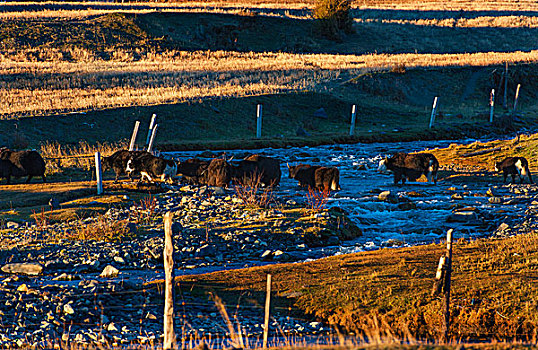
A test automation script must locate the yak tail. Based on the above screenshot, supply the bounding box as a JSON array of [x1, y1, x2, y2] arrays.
[[331, 178, 340, 191]]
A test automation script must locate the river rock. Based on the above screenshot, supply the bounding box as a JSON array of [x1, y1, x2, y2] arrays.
[[486, 188, 499, 197], [1, 263, 43, 276], [446, 211, 479, 224], [488, 197, 502, 204], [398, 202, 417, 210], [212, 187, 226, 195], [6, 221, 19, 229], [63, 304, 75, 315], [406, 191, 423, 197], [496, 222, 510, 232], [379, 191, 398, 203], [99, 265, 119, 278]]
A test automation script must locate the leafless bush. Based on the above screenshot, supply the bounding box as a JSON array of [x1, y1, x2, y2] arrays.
[[234, 172, 274, 208], [305, 187, 330, 213]]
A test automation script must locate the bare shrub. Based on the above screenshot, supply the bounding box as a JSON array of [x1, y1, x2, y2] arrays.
[[64, 216, 133, 242], [305, 187, 330, 213], [233, 172, 273, 208], [313, 0, 353, 40], [129, 195, 158, 225]]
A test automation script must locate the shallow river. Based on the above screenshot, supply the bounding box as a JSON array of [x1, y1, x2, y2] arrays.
[[169, 137, 529, 260]]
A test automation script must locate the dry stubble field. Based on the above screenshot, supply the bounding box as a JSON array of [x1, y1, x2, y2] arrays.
[[0, 1, 537, 348]]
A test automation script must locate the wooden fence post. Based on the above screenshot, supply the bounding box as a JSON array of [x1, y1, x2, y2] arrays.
[[163, 212, 176, 350], [349, 105, 357, 136], [147, 124, 159, 154], [429, 97, 438, 128], [145, 114, 157, 149], [256, 104, 263, 138], [489, 89, 495, 123], [95, 152, 103, 195], [513, 84, 521, 111], [129, 121, 140, 151], [503, 62, 508, 109], [442, 229, 454, 343], [263, 274, 272, 349]]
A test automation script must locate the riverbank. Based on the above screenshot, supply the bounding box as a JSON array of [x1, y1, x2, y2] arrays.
[[0, 135, 538, 347], [169, 228, 538, 342]]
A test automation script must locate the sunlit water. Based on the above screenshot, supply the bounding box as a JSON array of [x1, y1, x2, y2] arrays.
[[168, 137, 522, 258]]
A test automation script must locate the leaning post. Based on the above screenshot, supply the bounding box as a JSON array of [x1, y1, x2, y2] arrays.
[[442, 229, 454, 343], [147, 124, 159, 154], [129, 121, 141, 151], [489, 89, 495, 123], [256, 104, 263, 138], [95, 152, 103, 195], [349, 105, 357, 136], [429, 97, 438, 128], [263, 274, 272, 349], [513, 84, 521, 112], [503, 62, 508, 109], [163, 212, 177, 350], [145, 114, 157, 149]]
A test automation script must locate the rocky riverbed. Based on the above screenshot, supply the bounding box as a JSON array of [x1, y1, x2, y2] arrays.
[[2, 139, 538, 347], [0, 184, 359, 348]]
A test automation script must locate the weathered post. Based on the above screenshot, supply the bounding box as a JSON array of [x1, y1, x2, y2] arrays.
[[489, 89, 495, 123], [256, 104, 263, 138], [503, 62, 508, 109], [129, 121, 140, 151], [513, 84, 521, 111], [263, 274, 272, 349], [431, 255, 446, 297], [429, 97, 438, 128], [443, 229, 454, 343], [145, 114, 157, 149], [147, 124, 159, 154], [163, 212, 176, 350], [349, 105, 357, 136], [95, 152, 103, 195]]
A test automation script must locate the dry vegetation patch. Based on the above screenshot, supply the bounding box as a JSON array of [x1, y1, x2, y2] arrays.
[[427, 133, 538, 172], [173, 232, 538, 341]]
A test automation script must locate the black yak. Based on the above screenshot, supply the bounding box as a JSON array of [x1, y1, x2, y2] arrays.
[[205, 158, 232, 187], [495, 156, 533, 184], [232, 154, 281, 187], [288, 163, 340, 191], [0, 149, 46, 184], [125, 153, 177, 184], [102, 150, 149, 183], [378, 152, 439, 185], [176, 158, 210, 185]]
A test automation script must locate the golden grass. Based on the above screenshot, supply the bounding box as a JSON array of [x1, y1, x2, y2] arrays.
[[170, 231, 538, 341], [427, 133, 538, 172], [1, 1, 538, 21], [2, 49, 537, 118], [40, 140, 127, 174], [355, 16, 538, 28]]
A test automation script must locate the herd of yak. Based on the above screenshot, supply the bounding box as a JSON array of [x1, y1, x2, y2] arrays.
[[0, 148, 532, 188], [102, 150, 342, 191]]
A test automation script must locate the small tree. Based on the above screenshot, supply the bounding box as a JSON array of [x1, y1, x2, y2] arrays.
[[313, 0, 354, 40]]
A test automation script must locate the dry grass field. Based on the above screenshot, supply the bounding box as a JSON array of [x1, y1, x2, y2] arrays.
[[0, 0, 537, 149], [0, 2, 537, 347]]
